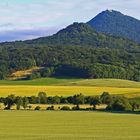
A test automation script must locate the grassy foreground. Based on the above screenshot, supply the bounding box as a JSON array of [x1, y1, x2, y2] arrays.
[[0, 111, 139, 140]]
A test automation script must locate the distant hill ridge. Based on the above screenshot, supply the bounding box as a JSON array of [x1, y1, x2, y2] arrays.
[[29, 22, 138, 49], [87, 9, 140, 43]]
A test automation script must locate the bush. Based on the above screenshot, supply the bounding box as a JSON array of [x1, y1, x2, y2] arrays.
[[35, 106, 41, 110], [85, 107, 93, 111], [61, 106, 71, 111], [27, 72, 41, 80], [28, 105, 32, 110], [106, 96, 132, 111], [46, 105, 55, 110], [4, 107, 10, 110], [100, 92, 112, 105], [72, 105, 80, 110], [41, 67, 55, 77], [130, 100, 140, 111]]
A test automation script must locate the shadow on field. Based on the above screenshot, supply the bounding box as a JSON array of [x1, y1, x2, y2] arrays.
[[14, 76, 81, 81], [95, 109, 140, 115]]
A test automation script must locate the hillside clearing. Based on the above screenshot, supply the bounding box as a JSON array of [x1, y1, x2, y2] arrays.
[[8, 67, 43, 80]]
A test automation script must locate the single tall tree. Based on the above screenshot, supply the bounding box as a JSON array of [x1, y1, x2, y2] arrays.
[[73, 93, 85, 109], [89, 96, 100, 110], [3, 94, 16, 110], [22, 97, 29, 110], [38, 92, 47, 104], [15, 96, 23, 110]]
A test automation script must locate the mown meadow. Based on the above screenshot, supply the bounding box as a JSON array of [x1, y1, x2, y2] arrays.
[[0, 111, 139, 140]]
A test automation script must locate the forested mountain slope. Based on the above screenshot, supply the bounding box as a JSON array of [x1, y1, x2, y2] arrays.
[[88, 10, 140, 43], [29, 23, 139, 49], [0, 21, 140, 81]]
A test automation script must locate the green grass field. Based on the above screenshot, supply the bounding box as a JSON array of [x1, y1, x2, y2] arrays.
[[0, 111, 139, 140], [1, 78, 140, 87], [0, 77, 80, 86], [0, 78, 140, 97]]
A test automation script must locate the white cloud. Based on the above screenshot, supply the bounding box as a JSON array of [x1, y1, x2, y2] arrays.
[[0, 26, 60, 42]]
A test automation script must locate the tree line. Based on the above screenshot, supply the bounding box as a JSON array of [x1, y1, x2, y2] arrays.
[[0, 92, 140, 112]]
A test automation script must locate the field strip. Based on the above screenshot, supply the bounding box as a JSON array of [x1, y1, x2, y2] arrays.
[[0, 85, 140, 97], [0, 111, 140, 140]]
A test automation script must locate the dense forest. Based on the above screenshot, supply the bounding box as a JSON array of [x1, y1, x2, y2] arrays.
[[0, 23, 140, 81]]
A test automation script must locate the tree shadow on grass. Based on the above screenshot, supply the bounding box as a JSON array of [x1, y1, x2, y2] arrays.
[[95, 109, 140, 115]]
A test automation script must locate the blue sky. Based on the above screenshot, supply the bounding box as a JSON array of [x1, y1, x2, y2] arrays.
[[0, 0, 140, 42]]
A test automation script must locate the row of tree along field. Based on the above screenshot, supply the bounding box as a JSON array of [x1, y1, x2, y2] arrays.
[[0, 92, 140, 112]]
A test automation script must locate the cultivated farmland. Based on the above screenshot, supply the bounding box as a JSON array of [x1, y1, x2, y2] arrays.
[[0, 111, 139, 140], [0, 78, 140, 97], [0, 85, 140, 97]]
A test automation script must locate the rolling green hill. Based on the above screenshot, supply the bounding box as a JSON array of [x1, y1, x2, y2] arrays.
[[0, 78, 139, 88], [61, 78, 140, 88], [0, 77, 80, 86]]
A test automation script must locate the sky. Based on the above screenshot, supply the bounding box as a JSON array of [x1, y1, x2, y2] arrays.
[[0, 0, 140, 42]]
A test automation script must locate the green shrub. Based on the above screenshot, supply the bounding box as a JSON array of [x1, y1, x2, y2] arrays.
[[72, 105, 80, 110], [106, 96, 132, 111], [46, 106, 54, 110], [61, 106, 71, 111], [35, 106, 41, 110], [27, 72, 41, 80]]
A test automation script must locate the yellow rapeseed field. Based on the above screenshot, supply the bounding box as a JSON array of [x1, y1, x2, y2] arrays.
[[0, 85, 140, 97]]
